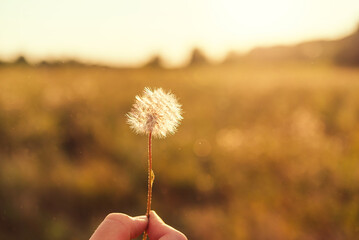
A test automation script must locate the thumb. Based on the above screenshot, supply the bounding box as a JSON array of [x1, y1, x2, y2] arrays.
[[90, 213, 148, 240], [147, 211, 187, 240]]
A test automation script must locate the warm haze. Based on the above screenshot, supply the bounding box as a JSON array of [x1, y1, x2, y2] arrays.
[[2, 1, 359, 240], [0, 0, 358, 67]]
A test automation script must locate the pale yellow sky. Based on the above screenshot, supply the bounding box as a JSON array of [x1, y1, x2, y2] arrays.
[[0, 0, 358, 67]]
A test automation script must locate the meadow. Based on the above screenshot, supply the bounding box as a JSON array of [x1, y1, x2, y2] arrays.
[[0, 62, 359, 240]]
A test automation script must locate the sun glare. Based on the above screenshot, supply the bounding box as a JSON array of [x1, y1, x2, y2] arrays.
[[0, 0, 358, 66]]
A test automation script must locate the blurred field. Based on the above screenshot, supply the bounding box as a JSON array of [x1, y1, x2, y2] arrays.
[[1, 62, 359, 240]]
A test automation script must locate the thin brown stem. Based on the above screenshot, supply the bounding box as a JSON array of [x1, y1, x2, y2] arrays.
[[143, 132, 152, 240]]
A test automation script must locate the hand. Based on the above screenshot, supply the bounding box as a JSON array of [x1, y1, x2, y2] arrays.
[[90, 211, 187, 240]]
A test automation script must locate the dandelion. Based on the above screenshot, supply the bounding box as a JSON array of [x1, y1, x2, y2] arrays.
[[127, 87, 182, 138], [127, 87, 182, 240]]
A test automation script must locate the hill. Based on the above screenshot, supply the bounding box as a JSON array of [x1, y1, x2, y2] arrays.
[[224, 25, 359, 66]]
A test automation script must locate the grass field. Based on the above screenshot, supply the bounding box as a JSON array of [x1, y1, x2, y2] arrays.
[[1, 62, 359, 240]]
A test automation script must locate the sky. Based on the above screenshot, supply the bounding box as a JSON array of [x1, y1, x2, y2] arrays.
[[0, 0, 359, 67]]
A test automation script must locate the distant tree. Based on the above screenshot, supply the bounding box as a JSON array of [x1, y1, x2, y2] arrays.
[[13, 56, 29, 65], [36, 59, 86, 67], [143, 55, 163, 68], [36, 60, 50, 67], [188, 48, 209, 66], [64, 59, 84, 66]]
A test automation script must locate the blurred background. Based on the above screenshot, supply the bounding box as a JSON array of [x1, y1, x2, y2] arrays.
[[1, 1, 359, 239]]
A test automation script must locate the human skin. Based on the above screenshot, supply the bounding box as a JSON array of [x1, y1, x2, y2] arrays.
[[90, 211, 187, 240]]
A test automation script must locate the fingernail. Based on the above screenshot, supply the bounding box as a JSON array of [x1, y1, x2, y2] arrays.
[[134, 215, 148, 221]]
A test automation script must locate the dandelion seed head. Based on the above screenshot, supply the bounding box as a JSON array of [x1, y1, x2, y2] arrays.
[[127, 88, 183, 138]]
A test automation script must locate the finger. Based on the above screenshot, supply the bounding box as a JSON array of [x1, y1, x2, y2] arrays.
[[90, 213, 148, 240], [147, 211, 187, 240]]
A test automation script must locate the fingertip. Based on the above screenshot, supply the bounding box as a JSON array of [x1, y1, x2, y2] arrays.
[[90, 213, 148, 240], [130, 215, 148, 238], [149, 210, 164, 224], [148, 212, 187, 240], [106, 213, 131, 222], [133, 215, 148, 231]]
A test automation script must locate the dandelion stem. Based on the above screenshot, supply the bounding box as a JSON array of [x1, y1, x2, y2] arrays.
[[147, 131, 153, 217], [143, 131, 153, 240]]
